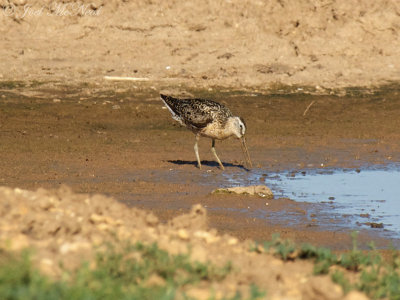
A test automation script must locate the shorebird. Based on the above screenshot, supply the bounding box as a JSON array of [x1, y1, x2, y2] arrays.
[[160, 94, 252, 170]]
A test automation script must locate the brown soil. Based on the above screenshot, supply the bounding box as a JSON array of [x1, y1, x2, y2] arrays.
[[1, 1, 400, 298], [0, 185, 364, 300], [1, 0, 400, 90], [0, 84, 398, 298], [1, 84, 399, 250]]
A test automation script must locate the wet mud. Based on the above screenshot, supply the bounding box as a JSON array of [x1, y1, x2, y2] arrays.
[[1, 83, 400, 250]]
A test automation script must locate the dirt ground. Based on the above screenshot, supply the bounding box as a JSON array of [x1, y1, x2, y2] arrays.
[[1, 85, 399, 299], [1, 84, 400, 249], [1, 0, 400, 90], [1, 186, 370, 300], [1, 0, 400, 298]]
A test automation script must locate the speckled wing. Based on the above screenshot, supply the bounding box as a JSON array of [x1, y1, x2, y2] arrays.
[[160, 95, 232, 131], [181, 98, 232, 129], [160, 94, 186, 126]]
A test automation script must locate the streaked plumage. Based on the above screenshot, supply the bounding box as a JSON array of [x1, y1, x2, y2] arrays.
[[160, 94, 252, 170]]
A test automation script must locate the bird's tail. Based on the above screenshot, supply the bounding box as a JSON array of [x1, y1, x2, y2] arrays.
[[160, 94, 180, 112], [160, 94, 177, 105], [160, 94, 182, 122]]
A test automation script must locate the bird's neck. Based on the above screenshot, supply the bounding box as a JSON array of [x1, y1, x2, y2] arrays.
[[225, 117, 240, 138]]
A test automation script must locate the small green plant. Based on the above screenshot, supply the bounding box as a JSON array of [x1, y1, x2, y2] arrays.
[[331, 270, 352, 294], [298, 243, 337, 274], [262, 234, 296, 261], [248, 284, 266, 300], [93, 242, 232, 286], [355, 249, 400, 299], [0, 81, 26, 89], [0, 249, 66, 300], [218, 285, 265, 300]]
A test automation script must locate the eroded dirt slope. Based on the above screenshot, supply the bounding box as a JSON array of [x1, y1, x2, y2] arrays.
[[0, 185, 363, 300]]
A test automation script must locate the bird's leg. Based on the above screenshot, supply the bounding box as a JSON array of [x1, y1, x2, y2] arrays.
[[194, 134, 202, 169], [211, 139, 225, 170]]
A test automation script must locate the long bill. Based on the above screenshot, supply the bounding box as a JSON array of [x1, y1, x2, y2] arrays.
[[240, 136, 253, 169]]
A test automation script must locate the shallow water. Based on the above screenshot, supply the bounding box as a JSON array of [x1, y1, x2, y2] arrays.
[[226, 164, 400, 238], [128, 164, 400, 240]]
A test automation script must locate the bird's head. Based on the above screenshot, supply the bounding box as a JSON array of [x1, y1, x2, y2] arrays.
[[232, 116, 247, 138], [231, 116, 252, 169]]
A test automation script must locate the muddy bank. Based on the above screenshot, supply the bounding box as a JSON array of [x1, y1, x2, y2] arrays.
[[1, 84, 400, 249]]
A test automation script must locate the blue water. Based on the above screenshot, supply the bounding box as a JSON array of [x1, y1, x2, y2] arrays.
[[126, 164, 400, 239], [245, 166, 400, 237]]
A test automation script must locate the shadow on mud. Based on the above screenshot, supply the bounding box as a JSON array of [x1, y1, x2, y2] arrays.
[[167, 159, 249, 171]]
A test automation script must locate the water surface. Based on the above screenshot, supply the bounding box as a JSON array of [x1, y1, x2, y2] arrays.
[[237, 165, 400, 238]]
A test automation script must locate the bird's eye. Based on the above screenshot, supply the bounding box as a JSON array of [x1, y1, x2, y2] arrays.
[[239, 124, 244, 134]]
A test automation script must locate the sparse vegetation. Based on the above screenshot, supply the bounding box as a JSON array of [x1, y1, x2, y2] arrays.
[[0, 243, 264, 300], [253, 232, 400, 299], [0, 81, 26, 89], [1, 230, 400, 299]]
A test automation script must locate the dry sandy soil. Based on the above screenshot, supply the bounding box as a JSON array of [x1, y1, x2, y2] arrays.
[[1, 0, 400, 90], [1, 0, 400, 299]]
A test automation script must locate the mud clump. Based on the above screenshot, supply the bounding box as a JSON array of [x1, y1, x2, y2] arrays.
[[366, 222, 384, 229], [0, 185, 349, 299], [213, 185, 274, 199]]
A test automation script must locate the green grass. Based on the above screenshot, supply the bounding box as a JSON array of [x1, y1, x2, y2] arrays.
[[252, 232, 400, 299], [0, 243, 264, 300], [0, 81, 26, 89]]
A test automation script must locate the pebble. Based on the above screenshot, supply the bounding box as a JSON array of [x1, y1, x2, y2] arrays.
[[227, 237, 238, 245], [194, 230, 219, 244], [145, 214, 158, 226], [12, 0, 27, 5], [97, 223, 111, 231], [178, 229, 189, 240], [39, 258, 55, 276], [343, 291, 369, 300], [145, 274, 166, 287], [89, 213, 104, 224], [61, 241, 91, 255], [186, 287, 210, 300], [38, 197, 56, 210]]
